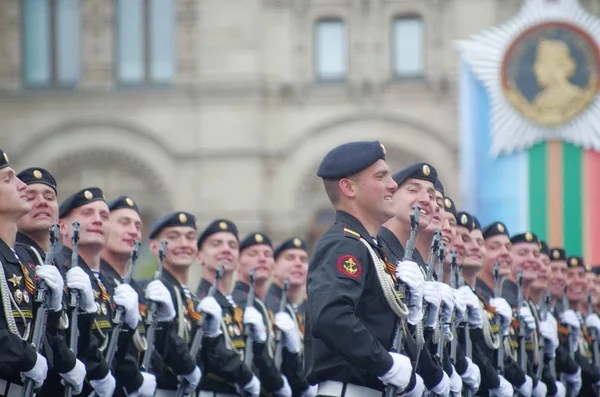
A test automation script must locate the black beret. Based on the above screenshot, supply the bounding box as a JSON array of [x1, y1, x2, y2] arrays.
[[392, 162, 438, 188], [456, 211, 474, 232], [59, 187, 106, 219], [197, 219, 239, 249], [443, 197, 457, 217], [0, 149, 9, 170], [434, 179, 445, 196], [239, 232, 272, 252], [592, 266, 600, 276], [568, 256, 584, 269], [472, 216, 481, 231], [539, 241, 550, 257], [510, 232, 540, 246], [274, 237, 307, 259], [149, 211, 196, 239], [108, 195, 139, 214], [482, 221, 509, 240], [550, 247, 567, 262], [17, 167, 57, 193], [317, 141, 386, 179]]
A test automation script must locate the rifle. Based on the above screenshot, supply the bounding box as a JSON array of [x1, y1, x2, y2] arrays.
[[243, 267, 257, 367], [435, 242, 447, 365], [174, 265, 224, 397], [22, 224, 59, 397], [535, 291, 551, 381], [458, 264, 473, 397], [562, 286, 574, 397], [449, 251, 458, 365], [383, 205, 420, 397], [105, 241, 141, 368], [516, 270, 526, 372], [587, 292, 600, 397], [493, 262, 505, 376], [64, 222, 81, 397], [274, 277, 290, 371], [140, 240, 167, 372]]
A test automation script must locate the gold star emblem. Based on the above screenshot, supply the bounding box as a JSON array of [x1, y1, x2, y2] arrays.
[[84, 190, 93, 200], [8, 274, 22, 288], [570, 257, 578, 267], [460, 214, 468, 225], [223, 314, 232, 323], [179, 213, 187, 223], [497, 223, 505, 233], [380, 143, 386, 155], [255, 233, 264, 243], [33, 170, 42, 179], [293, 237, 302, 247], [423, 164, 431, 176], [3, 152, 8, 163], [553, 250, 560, 260], [219, 221, 228, 230], [586, 264, 592, 272], [125, 197, 134, 207], [444, 198, 451, 208], [525, 232, 533, 242]]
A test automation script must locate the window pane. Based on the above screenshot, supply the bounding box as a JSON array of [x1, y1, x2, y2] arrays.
[[393, 17, 424, 78], [315, 20, 347, 81], [117, 0, 145, 83], [56, 0, 80, 84], [149, 0, 175, 83], [23, 0, 51, 86]]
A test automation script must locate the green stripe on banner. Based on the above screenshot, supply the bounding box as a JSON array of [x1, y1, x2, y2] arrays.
[[563, 143, 582, 255], [529, 143, 547, 240]]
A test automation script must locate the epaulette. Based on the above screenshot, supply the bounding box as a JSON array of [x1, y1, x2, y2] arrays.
[[342, 223, 360, 241]]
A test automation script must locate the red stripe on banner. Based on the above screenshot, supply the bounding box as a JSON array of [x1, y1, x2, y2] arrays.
[[584, 150, 600, 265]]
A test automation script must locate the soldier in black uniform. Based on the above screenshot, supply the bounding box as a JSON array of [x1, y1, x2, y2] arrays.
[[56, 187, 143, 397], [305, 141, 424, 397], [232, 232, 293, 396], [194, 218, 260, 396], [378, 163, 451, 395], [0, 149, 85, 396], [12, 165, 88, 396], [266, 237, 315, 397]]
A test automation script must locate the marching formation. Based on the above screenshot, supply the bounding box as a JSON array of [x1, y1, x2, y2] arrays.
[[2, 138, 600, 397], [304, 141, 600, 397]]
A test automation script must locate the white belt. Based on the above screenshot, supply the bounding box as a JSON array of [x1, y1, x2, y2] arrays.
[[0, 380, 23, 397], [198, 391, 239, 397], [317, 381, 382, 397]]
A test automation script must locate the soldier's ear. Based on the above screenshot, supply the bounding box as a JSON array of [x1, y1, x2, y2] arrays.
[[338, 178, 357, 199], [196, 251, 203, 264], [149, 239, 159, 257]]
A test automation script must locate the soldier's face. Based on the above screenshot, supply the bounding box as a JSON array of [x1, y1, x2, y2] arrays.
[[464, 229, 485, 270], [393, 179, 435, 231], [153, 226, 197, 268], [274, 248, 308, 288], [566, 267, 586, 302], [531, 253, 550, 291], [510, 242, 540, 283], [548, 260, 568, 299], [238, 244, 274, 283], [17, 183, 58, 233], [197, 232, 239, 274], [60, 201, 110, 250], [345, 160, 397, 224], [105, 209, 142, 257], [483, 235, 512, 278], [441, 212, 456, 265], [453, 225, 470, 264], [0, 167, 30, 220], [424, 190, 444, 233]]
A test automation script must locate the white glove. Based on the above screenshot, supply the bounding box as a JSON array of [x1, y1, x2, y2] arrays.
[[378, 352, 413, 391], [126, 372, 157, 397], [113, 284, 141, 329], [490, 297, 513, 335], [564, 367, 582, 396], [275, 375, 292, 397], [89, 372, 116, 397], [458, 286, 483, 328], [585, 313, 600, 334], [36, 265, 64, 311], [237, 375, 261, 397], [423, 282, 442, 327], [144, 280, 176, 322], [532, 381, 548, 397], [177, 366, 201, 393], [301, 385, 318, 397], [66, 267, 97, 313], [553, 380, 566, 397], [452, 291, 466, 324], [244, 306, 267, 343], [22, 353, 48, 389], [396, 260, 425, 325], [539, 314, 559, 358], [516, 375, 533, 397], [59, 359, 86, 395], [461, 357, 481, 393], [275, 312, 301, 353], [429, 371, 450, 397], [489, 375, 514, 397], [559, 310, 581, 348], [405, 374, 425, 397], [197, 296, 222, 337], [449, 366, 463, 395], [518, 306, 536, 336], [439, 283, 455, 325]]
